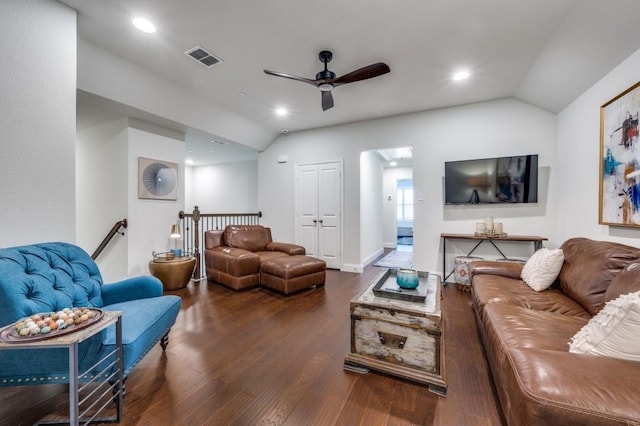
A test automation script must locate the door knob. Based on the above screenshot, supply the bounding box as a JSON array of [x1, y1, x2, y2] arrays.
[[319, 219, 323, 224], [313, 219, 317, 223]]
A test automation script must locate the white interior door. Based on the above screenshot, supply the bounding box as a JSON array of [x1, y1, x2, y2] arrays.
[[296, 164, 319, 257], [295, 161, 342, 269]]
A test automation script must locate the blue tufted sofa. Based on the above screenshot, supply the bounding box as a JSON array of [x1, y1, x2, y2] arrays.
[[0, 242, 181, 386]]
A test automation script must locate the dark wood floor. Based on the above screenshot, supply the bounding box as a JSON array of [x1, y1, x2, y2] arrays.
[[0, 255, 503, 425]]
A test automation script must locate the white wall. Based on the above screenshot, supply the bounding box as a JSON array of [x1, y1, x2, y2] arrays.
[[557, 47, 640, 245], [0, 0, 77, 247], [186, 160, 258, 213], [127, 126, 186, 277], [76, 119, 129, 281], [258, 98, 557, 274], [77, 39, 276, 152], [76, 119, 185, 281], [360, 151, 384, 267], [383, 167, 413, 247]]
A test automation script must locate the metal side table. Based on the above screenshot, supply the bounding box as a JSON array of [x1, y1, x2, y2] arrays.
[[0, 311, 123, 425]]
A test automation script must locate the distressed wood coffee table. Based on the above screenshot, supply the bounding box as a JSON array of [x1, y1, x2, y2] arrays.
[[344, 270, 446, 396]]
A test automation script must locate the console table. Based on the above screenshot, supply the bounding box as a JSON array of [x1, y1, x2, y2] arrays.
[[441, 233, 548, 283]]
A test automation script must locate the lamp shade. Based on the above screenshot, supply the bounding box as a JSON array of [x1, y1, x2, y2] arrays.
[[170, 224, 181, 238]]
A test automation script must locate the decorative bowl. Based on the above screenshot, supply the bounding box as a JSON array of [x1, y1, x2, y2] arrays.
[[396, 269, 419, 289]]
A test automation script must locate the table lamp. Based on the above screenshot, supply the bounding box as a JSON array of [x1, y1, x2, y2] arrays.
[[170, 223, 181, 257]]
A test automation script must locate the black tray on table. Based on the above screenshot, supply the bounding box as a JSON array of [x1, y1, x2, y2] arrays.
[[372, 269, 430, 303]]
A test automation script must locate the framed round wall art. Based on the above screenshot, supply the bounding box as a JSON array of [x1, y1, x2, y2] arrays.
[[138, 157, 179, 200]]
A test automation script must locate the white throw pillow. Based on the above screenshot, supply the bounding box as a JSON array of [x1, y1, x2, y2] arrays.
[[520, 248, 564, 291], [569, 290, 640, 361]]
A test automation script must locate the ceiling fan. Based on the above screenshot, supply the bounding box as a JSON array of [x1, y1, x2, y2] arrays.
[[264, 50, 390, 111]]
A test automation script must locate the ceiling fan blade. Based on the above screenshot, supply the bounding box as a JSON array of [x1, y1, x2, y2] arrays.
[[321, 90, 334, 111], [331, 63, 390, 86], [263, 69, 319, 87]]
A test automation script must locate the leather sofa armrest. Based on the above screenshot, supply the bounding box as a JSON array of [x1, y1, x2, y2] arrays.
[[102, 276, 163, 305], [265, 242, 306, 255], [205, 246, 261, 276], [469, 260, 523, 280]]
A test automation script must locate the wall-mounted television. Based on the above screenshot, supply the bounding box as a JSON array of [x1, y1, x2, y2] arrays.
[[444, 155, 538, 205]]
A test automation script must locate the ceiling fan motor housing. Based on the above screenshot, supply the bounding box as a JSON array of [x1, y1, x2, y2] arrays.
[[317, 50, 335, 81], [316, 70, 336, 81]]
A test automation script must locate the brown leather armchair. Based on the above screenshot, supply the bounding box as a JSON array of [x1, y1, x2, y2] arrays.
[[204, 225, 305, 290]]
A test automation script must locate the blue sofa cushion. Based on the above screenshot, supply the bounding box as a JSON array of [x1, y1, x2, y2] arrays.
[[102, 296, 181, 375], [0, 243, 103, 327]]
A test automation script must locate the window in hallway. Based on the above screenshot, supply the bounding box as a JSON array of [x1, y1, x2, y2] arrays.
[[397, 178, 413, 247]]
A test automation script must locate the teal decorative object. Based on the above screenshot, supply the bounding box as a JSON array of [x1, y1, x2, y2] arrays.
[[396, 269, 419, 289]]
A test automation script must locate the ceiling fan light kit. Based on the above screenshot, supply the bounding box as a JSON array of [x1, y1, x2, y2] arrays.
[[264, 50, 390, 111]]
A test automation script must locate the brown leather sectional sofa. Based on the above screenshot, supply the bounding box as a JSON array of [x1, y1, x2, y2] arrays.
[[204, 225, 325, 294], [469, 237, 640, 425]]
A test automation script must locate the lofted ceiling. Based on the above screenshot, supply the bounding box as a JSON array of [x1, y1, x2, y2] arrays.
[[60, 0, 640, 163]]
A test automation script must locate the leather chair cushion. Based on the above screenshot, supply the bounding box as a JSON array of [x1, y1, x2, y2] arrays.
[[261, 255, 326, 279], [603, 262, 640, 305], [256, 251, 289, 263], [206, 247, 261, 276], [472, 274, 591, 322], [224, 225, 272, 252], [559, 238, 640, 315], [205, 230, 224, 249], [482, 303, 640, 424]]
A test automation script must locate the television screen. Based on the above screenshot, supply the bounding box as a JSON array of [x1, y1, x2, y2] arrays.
[[444, 155, 538, 204]]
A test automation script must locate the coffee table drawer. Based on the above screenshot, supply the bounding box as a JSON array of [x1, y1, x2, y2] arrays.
[[352, 312, 439, 373]]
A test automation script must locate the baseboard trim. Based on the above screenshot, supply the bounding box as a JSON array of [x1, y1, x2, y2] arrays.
[[362, 248, 384, 267], [341, 263, 363, 273]]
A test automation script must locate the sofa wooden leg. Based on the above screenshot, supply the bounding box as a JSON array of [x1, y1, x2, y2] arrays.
[[160, 332, 170, 350]]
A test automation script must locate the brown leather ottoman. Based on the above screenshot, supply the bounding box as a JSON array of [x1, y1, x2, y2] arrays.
[[261, 255, 326, 295]]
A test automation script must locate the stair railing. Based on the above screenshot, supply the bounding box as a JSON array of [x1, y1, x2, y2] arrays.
[[92, 219, 128, 260]]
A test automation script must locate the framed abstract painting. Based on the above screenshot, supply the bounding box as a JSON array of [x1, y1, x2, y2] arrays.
[[138, 157, 179, 200], [599, 82, 640, 227]]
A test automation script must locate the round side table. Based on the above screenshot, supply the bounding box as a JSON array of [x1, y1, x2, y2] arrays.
[[148, 256, 196, 291]]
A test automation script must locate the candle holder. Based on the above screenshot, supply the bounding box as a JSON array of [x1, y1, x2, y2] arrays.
[[474, 220, 507, 237]]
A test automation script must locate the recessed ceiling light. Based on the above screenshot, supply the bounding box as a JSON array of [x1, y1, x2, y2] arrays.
[[239, 92, 247, 97], [132, 17, 156, 33], [389, 161, 398, 167], [452, 70, 470, 81], [275, 108, 288, 116], [186, 159, 194, 165]]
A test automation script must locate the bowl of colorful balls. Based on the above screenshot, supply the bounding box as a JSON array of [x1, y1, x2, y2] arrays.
[[0, 307, 103, 343]]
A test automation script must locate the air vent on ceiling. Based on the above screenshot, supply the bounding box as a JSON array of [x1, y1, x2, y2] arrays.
[[184, 46, 223, 68]]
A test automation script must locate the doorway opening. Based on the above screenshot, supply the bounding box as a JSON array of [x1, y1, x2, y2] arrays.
[[360, 147, 413, 270], [374, 146, 413, 252], [396, 178, 413, 252]]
